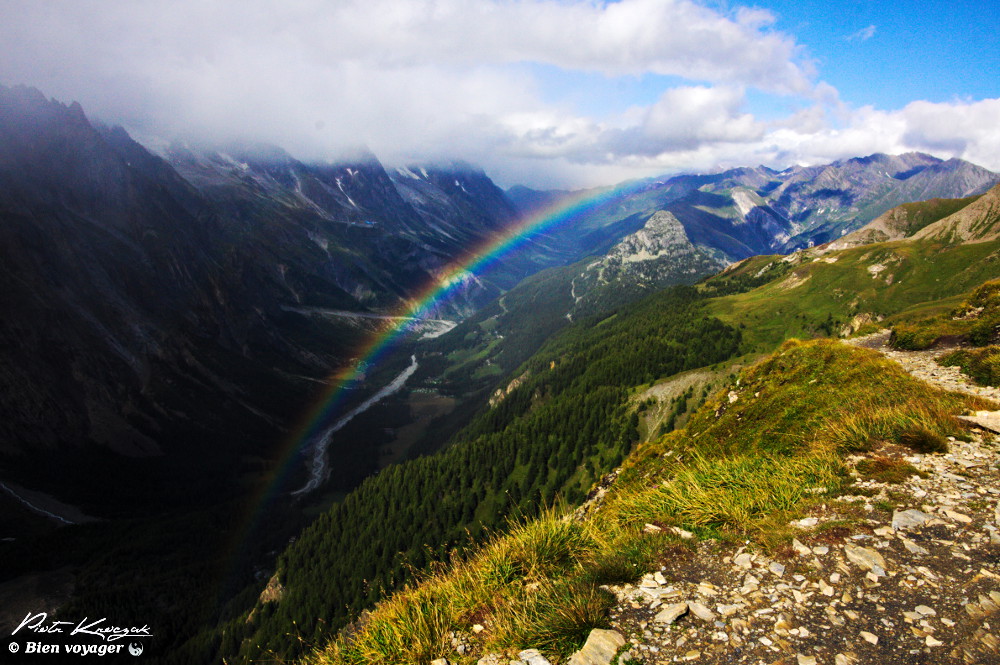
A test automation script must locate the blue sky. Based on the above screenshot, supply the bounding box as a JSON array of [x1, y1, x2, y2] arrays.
[[757, 1, 999, 108], [0, 0, 997, 187]]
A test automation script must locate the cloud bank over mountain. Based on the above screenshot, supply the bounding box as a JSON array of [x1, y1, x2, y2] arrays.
[[1, 0, 996, 187]]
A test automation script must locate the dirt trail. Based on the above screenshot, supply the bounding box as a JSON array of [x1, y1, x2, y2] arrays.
[[846, 330, 1000, 403]]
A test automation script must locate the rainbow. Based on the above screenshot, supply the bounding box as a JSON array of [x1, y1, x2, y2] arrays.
[[228, 178, 645, 562]]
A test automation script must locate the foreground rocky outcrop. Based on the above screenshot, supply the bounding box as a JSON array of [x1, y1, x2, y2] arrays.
[[602, 426, 1000, 664]]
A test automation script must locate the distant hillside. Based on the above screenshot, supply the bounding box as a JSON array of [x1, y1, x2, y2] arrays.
[[913, 182, 1000, 244], [505, 184, 576, 216]]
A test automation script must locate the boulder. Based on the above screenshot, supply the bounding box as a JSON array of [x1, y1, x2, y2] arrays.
[[567, 628, 627, 665]]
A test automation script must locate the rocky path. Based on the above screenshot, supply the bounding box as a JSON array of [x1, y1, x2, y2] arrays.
[[602, 429, 1000, 664], [845, 330, 1000, 403]]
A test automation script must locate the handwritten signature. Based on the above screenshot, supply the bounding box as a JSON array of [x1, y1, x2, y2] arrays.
[[12, 613, 153, 642]]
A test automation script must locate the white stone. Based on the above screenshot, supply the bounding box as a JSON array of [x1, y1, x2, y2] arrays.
[[567, 629, 627, 665], [518, 650, 552, 665], [670, 526, 695, 539], [944, 509, 973, 524], [891, 509, 934, 530], [654, 603, 689, 625], [860, 631, 879, 645], [717, 603, 746, 617], [689, 601, 717, 622], [845, 543, 887, 575], [793, 539, 811, 556]]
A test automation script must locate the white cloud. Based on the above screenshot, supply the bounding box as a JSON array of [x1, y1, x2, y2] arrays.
[[0, 1, 994, 189], [846, 25, 877, 42], [0, 1, 812, 160]]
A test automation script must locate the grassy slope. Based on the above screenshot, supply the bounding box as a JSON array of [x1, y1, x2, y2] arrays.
[[706, 238, 1000, 352], [224, 287, 742, 662], [307, 340, 992, 665]]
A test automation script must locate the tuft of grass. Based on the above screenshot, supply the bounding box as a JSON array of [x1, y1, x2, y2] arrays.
[[890, 278, 1000, 350], [890, 319, 966, 350], [898, 426, 949, 454], [682, 339, 981, 456], [311, 510, 636, 665], [855, 457, 928, 483], [489, 578, 614, 656], [825, 405, 955, 453], [939, 346, 1000, 387], [604, 451, 843, 533]]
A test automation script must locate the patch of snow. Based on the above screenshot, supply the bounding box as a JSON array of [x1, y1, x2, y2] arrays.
[[420, 167, 429, 178], [395, 166, 420, 179], [219, 152, 250, 171], [427, 221, 458, 241]]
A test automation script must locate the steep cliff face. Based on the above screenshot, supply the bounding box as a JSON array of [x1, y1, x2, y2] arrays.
[[0, 86, 352, 509], [570, 210, 725, 314]]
